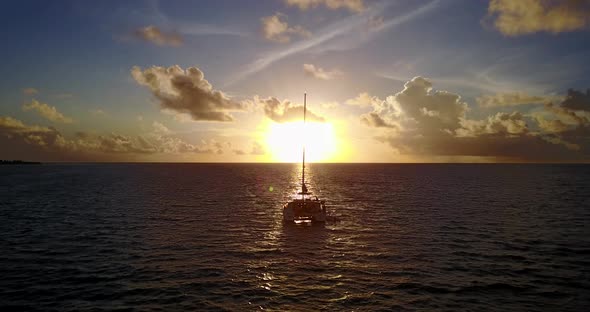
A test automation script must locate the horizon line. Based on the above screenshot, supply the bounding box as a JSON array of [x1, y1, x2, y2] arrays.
[[8, 161, 589, 165]]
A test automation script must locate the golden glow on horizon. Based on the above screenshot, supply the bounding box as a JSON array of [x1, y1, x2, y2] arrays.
[[265, 121, 338, 162]]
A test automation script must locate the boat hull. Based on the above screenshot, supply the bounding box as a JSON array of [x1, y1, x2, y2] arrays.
[[283, 199, 326, 223]]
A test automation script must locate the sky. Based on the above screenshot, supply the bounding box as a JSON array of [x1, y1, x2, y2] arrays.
[[1, 0, 589, 163]]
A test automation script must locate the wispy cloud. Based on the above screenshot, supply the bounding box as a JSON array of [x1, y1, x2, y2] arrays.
[[285, 0, 365, 13], [376, 61, 553, 96], [377, 72, 513, 94], [477, 92, 559, 108], [227, 0, 440, 86], [152, 0, 247, 38], [125, 1, 246, 39], [176, 22, 247, 37]]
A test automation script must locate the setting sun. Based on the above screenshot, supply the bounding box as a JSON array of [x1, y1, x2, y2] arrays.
[[3, 1, 590, 311], [265, 121, 337, 162]]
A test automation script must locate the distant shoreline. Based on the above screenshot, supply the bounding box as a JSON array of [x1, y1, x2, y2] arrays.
[[0, 160, 41, 165]]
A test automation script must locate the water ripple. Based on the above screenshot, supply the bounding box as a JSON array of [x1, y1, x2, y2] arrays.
[[0, 163, 589, 311]]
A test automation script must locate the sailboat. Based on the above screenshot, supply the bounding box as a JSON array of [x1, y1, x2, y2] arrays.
[[283, 93, 327, 223]]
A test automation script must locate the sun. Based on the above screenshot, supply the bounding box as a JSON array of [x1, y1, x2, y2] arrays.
[[265, 121, 337, 162]]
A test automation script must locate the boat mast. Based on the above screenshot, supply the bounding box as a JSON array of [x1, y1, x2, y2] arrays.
[[302, 93, 306, 198]]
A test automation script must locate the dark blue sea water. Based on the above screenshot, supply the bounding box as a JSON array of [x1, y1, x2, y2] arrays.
[[0, 163, 589, 311]]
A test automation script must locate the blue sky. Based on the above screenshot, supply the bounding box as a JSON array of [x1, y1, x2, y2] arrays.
[[1, 0, 589, 162]]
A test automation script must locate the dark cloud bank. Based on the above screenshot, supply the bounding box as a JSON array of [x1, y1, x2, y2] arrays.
[[0, 116, 230, 161], [356, 77, 590, 162], [2, 68, 589, 162]]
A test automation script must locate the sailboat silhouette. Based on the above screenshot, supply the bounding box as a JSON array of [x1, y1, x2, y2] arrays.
[[282, 93, 327, 223]]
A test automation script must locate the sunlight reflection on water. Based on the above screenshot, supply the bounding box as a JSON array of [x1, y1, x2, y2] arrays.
[[1, 163, 589, 310]]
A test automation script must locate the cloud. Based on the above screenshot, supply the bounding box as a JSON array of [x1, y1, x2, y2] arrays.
[[73, 131, 227, 155], [321, 101, 339, 109], [372, 76, 469, 135], [0, 116, 63, 147], [346, 92, 383, 107], [147, 135, 226, 154], [359, 77, 590, 161], [561, 88, 590, 111], [303, 63, 342, 80], [0, 116, 86, 160], [251, 141, 266, 155], [228, 1, 439, 86], [532, 89, 590, 147], [367, 16, 385, 31], [361, 112, 397, 128], [119, 122, 230, 154], [255, 96, 325, 123], [125, 2, 245, 38], [543, 101, 589, 126], [131, 65, 244, 122], [0, 120, 157, 155], [22, 88, 38, 96], [133, 25, 183, 46], [378, 132, 585, 160], [344, 93, 396, 128], [285, 0, 365, 12], [152, 121, 171, 134], [22, 99, 73, 123], [0, 115, 233, 161], [74, 132, 157, 154], [532, 97, 590, 151], [487, 0, 590, 36], [235, 141, 266, 156], [176, 22, 247, 37], [261, 13, 311, 43], [534, 115, 570, 133], [378, 72, 519, 95], [457, 112, 528, 137], [477, 92, 557, 107]]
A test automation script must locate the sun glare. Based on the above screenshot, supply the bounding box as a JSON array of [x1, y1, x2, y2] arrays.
[[266, 121, 337, 162]]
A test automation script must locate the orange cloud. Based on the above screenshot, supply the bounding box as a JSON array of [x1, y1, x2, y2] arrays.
[[261, 13, 311, 43], [134, 26, 183, 46], [254, 96, 325, 123], [487, 0, 590, 36], [303, 63, 342, 80], [22, 99, 73, 123], [285, 0, 365, 13]]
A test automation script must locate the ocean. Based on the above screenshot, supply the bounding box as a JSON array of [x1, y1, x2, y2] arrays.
[[0, 163, 588, 311]]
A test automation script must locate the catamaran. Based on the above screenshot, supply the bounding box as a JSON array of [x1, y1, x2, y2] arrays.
[[283, 93, 327, 223]]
